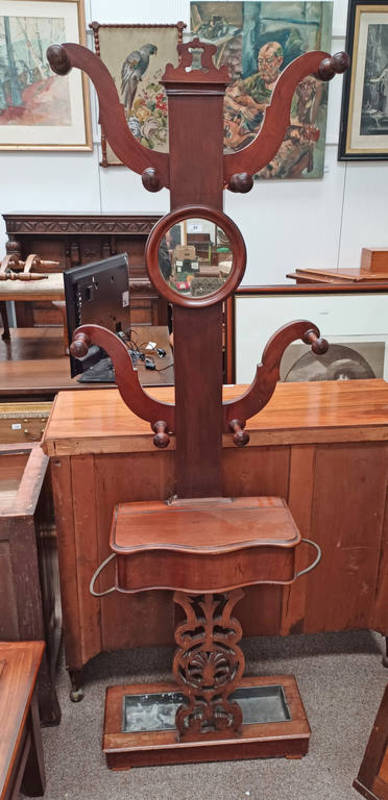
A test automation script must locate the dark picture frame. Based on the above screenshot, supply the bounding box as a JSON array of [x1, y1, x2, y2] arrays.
[[339, 0, 388, 160]]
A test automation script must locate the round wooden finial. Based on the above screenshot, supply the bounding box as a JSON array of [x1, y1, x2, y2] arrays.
[[303, 329, 329, 354], [317, 51, 349, 81], [229, 419, 250, 447], [228, 173, 254, 193], [152, 421, 170, 448], [6, 241, 20, 256], [142, 168, 162, 193], [47, 44, 72, 76], [332, 51, 350, 74], [70, 331, 91, 358]]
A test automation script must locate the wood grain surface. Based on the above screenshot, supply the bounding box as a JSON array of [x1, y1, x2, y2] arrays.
[[42, 379, 388, 456], [110, 497, 300, 593], [354, 684, 388, 800], [0, 641, 45, 799], [103, 675, 310, 769], [0, 326, 174, 398]]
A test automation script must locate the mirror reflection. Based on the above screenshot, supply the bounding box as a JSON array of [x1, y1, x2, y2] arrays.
[[158, 218, 233, 298]]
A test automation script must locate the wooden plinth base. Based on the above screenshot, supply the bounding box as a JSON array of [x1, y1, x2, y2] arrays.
[[103, 675, 310, 770]]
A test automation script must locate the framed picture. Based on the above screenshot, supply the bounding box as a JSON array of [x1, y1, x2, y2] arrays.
[[190, 1, 333, 179], [230, 289, 388, 383], [90, 22, 185, 167], [339, 0, 388, 159], [0, 0, 92, 150]]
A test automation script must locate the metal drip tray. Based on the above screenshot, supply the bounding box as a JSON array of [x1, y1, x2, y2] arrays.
[[122, 684, 291, 734]]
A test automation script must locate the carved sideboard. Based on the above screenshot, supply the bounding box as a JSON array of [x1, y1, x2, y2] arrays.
[[3, 213, 166, 328]]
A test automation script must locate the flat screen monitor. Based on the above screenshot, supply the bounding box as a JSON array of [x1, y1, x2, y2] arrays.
[[64, 253, 130, 378]]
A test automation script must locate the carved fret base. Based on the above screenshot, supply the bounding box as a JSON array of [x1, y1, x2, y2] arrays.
[[172, 590, 245, 741], [103, 675, 311, 769], [103, 590, 312, 769]]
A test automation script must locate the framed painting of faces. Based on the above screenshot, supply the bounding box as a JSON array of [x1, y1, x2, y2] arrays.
[[190, 1, 333, 179]]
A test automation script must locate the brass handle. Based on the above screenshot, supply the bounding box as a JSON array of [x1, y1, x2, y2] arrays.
[[89, 553, 117, 597], [295, 538, 322, 579]]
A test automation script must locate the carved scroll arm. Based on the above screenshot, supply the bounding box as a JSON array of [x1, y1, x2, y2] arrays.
[[223, 320, 328, 438], [224, 50, 349, 189], [47, 43, 169, 190], [70, 324, 175, 444]]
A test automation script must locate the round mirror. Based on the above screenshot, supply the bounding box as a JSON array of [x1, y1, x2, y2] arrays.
[[146, 206, 245, 308], [158, 218, 233, 298]]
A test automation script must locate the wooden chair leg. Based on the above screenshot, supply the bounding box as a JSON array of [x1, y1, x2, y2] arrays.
[[0, 301, 10, 340], [21, 694, 46, 797], [52, 300, 69, 354], [383, 636, 388, 668]]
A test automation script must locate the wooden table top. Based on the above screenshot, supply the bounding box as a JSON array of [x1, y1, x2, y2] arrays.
[[0, 273, 64, 301], [42, 378, 388, 456], [0, 326, 174, 398], [0, 641, 44, 799], [111, 497, 300, 553], [287, 268, 388, 285]]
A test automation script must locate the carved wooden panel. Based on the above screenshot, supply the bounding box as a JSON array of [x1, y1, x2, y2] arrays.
[[173, 590, 245, 740], [3, 213, 166, 328]]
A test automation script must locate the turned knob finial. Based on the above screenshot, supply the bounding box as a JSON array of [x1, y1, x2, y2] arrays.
[[47, 44, 72, 76], [6, 240, 20, 257], [229, 419, 250, 447], [317, 51, 350, 81], [70, 331, 91, 358], [228, 173, 254, 193], [142, 168, 162, 193], [152, 421, 170, 449], [303, 329, 329, 355]]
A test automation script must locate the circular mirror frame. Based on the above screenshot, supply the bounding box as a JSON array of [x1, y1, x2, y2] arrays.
[[145, 204, 246, 308]]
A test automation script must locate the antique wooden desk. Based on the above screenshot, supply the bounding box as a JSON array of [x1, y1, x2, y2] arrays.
[[42, 378, 388, 695], [286, 269, 388, 286], [0, 641, 45, 799], [0, 326, 174, 401]]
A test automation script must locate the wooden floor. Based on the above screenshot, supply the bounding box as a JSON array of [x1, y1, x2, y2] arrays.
[[0, 327, 174, 400]]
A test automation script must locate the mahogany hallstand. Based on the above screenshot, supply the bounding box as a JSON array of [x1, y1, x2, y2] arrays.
[[47, 33, 348, 768], [91, 495, 320, 768]]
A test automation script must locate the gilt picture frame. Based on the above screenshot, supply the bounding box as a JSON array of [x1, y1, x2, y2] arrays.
[[90, 21, 185, 167], [339, 0, 388, 159], [0, 0, 92, 150]]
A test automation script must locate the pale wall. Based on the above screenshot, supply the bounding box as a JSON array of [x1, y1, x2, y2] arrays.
[[1, 0, 387, 286]]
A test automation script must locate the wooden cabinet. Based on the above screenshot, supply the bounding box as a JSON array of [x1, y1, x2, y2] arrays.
[[3, 212, 167, 328], [42, 379, 388, 685], [0, 443, 61, 724]]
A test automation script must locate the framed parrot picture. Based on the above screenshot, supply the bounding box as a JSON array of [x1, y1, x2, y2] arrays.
[[90, 21, 186, 166]]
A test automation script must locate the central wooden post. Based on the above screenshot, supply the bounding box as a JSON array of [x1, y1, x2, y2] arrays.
[[162, 46, 229, 498]]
